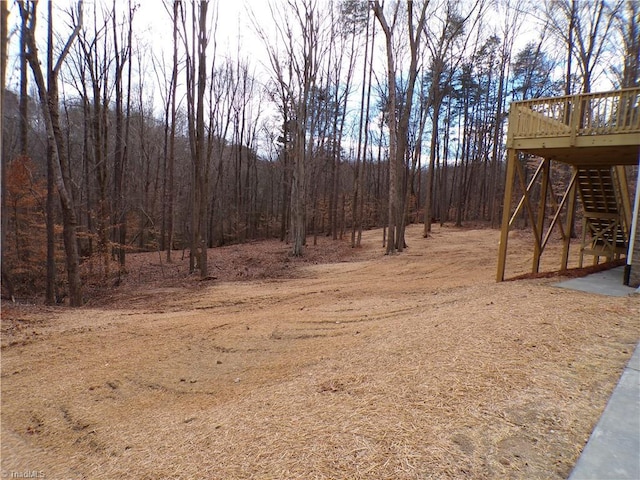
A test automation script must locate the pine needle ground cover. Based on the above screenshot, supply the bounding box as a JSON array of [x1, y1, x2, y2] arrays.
[[2, 225, 638, 479]]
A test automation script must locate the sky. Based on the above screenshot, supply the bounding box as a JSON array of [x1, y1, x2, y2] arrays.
[[4, 0, 622, 130], [4, 0, 272, 92], [136, 0, 278, 71]]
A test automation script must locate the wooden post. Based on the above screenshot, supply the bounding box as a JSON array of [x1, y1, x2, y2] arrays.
[[615, 166, 632, 232], [497, 149, 517, 282], [569, 94, 580, 147], [532, 158, 550, 273], [579, 216, 587, 268], [560, 168, 578, 270]]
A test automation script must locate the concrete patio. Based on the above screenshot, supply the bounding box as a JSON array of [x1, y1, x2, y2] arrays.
[[556, 268, 639, 479]]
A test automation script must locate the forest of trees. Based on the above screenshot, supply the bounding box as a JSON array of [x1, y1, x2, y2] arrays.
[[1, 0, 639, 305]]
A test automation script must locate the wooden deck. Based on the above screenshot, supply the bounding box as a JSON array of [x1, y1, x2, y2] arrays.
[[497, 88, 640, 281], [506, 88, 640, 165]]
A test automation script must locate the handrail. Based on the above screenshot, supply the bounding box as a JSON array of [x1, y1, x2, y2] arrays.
[[507, 87, 640, 145]]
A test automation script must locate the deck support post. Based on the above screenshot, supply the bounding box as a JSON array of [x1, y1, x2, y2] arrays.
[[560, 168, 578, 270], [533, 158, 550, 273], [497, 149, 516, 282], [614, 166, 632, 231]]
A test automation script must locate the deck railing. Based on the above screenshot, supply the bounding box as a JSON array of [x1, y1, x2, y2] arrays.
[[507, 87, 640, 144]]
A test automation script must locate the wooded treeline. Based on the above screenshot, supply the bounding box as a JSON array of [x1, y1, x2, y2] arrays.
[[1, 0, 639, 304]]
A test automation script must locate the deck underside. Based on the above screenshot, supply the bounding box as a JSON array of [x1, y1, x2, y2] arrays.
[[515, 144, 639, 167]]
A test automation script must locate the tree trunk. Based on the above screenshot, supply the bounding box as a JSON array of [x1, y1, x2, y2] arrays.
[[372, 2, 399, 254], [424, 96, 441, 237], [166, 0, 178, 262], [187, 0, 210, 276], [45, 1, 56, 304], [290, 117, 306, 256], [352, 8, 374, 248], [1, 0, 11, 300], [374, 0, 429, 253], [20, 0, 83, 306]]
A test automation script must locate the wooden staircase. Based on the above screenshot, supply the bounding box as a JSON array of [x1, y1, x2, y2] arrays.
[[577, 167, 630, 266]]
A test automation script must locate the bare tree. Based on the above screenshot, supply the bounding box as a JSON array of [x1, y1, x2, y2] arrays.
[[1, 0, 11, 299], [372, 0, 429, 253], [545, 0, 622, 93], [254, 0, 325, 256], [208, 59, 239, 247], [351, 2, 375, 248], [422, 0, 483, 237], [180, 0, 212, 277], [76, 2, 112, 278], [488, 0, 523, 226], [19, 5, 28, 156], [167, 0, 180, 261], [288, 0, 323, 256], [614, 0, 639, 88], [112, 0, 135, 268], [18, 0, 84, 306], [45, 0, 56, 304], [159, 0, 181, 262]]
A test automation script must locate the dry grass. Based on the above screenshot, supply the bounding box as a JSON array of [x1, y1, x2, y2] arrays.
[[1, 224, 638, 479]]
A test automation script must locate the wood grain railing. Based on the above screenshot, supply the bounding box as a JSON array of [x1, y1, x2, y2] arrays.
[[507, 87, 640, 145]]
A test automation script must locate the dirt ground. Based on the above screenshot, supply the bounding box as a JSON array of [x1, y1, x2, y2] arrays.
[[1, 224, 639, 479]]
